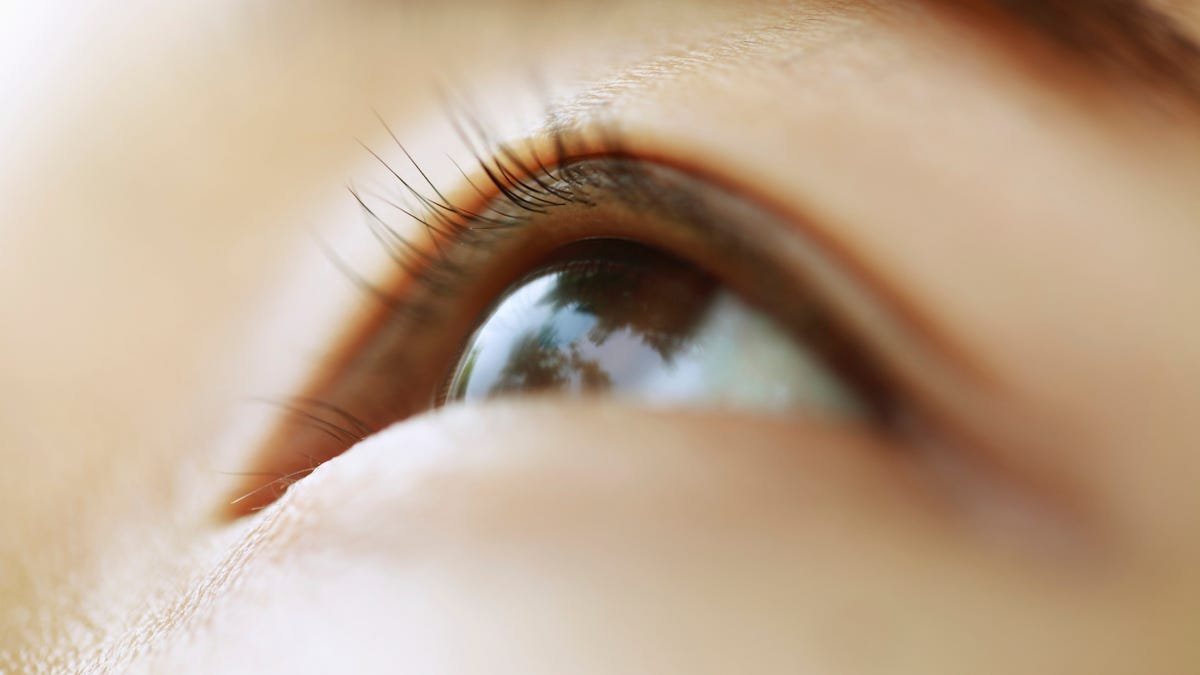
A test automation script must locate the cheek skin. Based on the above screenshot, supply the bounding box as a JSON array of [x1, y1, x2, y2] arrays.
[[142, 401, 1168, 674]]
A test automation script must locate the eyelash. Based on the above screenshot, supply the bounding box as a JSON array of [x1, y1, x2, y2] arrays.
[[339, 115, 624, 323]]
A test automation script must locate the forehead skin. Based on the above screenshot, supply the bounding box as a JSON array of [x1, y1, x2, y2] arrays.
[[1, 0, 1199, 672]]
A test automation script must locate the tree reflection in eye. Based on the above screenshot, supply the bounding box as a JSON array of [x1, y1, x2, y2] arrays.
[[449, 241, 718, 401], [490, 327, 615, 395], [445, 239, 870, 417]]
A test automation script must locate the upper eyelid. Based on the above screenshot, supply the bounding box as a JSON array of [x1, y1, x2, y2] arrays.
[[422, 118, 998, 424]]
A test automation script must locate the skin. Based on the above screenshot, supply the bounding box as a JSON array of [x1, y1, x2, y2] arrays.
[[2, 0, 1199, 672]]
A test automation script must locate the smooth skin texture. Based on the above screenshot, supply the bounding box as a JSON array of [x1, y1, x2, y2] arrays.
[[1, 0, 1199, 672]]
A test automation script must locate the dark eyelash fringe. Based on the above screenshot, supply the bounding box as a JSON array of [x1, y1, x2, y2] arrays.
[[341, 103, 627, 310]]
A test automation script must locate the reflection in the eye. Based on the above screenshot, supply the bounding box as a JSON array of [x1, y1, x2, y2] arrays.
[[449, 246, 715, 400], [446, 240, 869, 416]]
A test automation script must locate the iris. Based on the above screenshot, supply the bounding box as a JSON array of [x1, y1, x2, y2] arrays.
[[446, 240, 866, 415]]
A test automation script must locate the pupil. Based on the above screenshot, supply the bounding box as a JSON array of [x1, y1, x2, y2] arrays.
[[446, 241, 719, 403]]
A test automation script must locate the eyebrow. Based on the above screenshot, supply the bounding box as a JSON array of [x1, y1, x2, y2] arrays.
[[965, 0, 1200, 102]]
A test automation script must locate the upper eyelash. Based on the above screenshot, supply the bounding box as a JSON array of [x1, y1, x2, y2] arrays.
[[348, 121, 599, 283], [332, 107, 641, 326]]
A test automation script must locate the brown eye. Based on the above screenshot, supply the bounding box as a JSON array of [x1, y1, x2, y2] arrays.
[[443, 238, 870, 417]]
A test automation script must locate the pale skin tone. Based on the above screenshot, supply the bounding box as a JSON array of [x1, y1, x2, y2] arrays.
[[2, 0, 1200, 672]]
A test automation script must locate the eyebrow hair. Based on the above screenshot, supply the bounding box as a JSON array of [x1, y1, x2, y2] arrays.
[[969, 0, 1200, 102]]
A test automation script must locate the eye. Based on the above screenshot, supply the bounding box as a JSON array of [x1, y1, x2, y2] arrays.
[[225, 151, 902, 514]]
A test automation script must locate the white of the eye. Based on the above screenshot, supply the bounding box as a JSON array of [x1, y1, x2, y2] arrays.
[[633, 291, 867, 415]]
